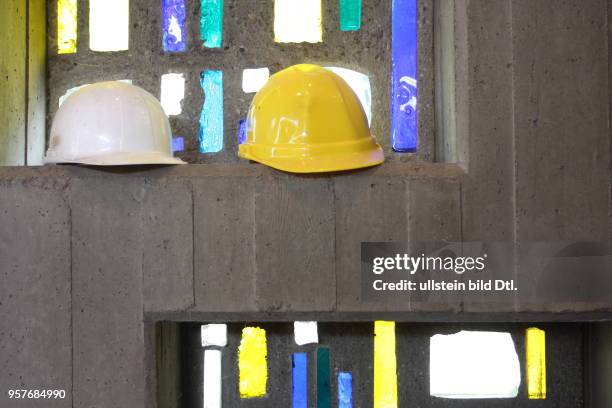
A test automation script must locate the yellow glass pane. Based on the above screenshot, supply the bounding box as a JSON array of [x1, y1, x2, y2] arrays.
[[58, 0, 77, 54], [526, 327, 546, 399], [374, 321, 398, 408], [238, 326, 267, 398]]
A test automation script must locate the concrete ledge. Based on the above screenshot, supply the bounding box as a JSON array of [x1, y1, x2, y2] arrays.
[[145, 310, 612, 323], [0, 162, 467, 179], [0, 165, 609, 320]]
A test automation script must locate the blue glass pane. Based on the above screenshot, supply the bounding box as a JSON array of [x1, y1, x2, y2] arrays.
[[162, 0, 186, 52], [391, 0, 418, 152], [237, 118, 247, 145], [292, 353, 308, 408], [172, 136, 184, 152], [338, 372, 353, 408]]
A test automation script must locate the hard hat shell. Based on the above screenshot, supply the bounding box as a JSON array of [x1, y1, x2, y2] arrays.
[[238, 64, 384, 173], [45, 81, 185, 165]]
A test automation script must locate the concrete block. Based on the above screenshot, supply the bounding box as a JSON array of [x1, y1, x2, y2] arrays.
[[0, 179, 72, 408], [512, 0, 610, 241], [408, 180, 463, 312], [590, 322, 612, 407], [193, 177, 257, 312], [143, 179, 194, 313], [417, 0, 436, 162], [335, 176, 409, 312], [254, 175, 335, 312], [144, 322, 158, 408], [460, 0, 515, 241], [0, 0, 26, 166], [157, 322, 181, 408], [70, 177, 146, 408], [408, 179, 461, 241], [512, 0, 610, 313]]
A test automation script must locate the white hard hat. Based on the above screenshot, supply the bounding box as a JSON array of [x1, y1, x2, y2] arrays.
[[45, 81, 186, 165]]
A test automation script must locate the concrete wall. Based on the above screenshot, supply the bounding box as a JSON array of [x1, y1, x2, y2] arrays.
[[1, 0, 611, 407], [0, 0, 46, 166]]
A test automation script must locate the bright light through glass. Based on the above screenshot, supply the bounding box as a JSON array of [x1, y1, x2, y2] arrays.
[[89, 0, 129, 52], [326, 67, 372, 127], [274, 0, 322, 43], [58, 0, 77, 54], [241, 68, 270, 94], [160, 73, 185, 116], [430, 331, 521, 399]]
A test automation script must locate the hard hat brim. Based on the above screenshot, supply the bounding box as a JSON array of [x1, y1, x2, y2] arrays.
[[44, 151, 187, 166], [238, 142, 385, 174]]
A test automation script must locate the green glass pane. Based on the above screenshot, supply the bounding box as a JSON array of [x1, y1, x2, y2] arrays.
[[339, 0, 361, 31]]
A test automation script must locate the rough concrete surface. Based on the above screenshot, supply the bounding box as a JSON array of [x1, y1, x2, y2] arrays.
[[193, 176, 258, 312], [254, 175, 336, 312], [143, 178, 194, 312], [70, 177, 147, 407], [0, 179, 72, 408]]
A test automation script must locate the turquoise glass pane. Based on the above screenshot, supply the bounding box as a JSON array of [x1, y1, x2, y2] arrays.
[[339, 0, 361, 31], [199, 70, 224, 153], [200, 0, 223, 48]]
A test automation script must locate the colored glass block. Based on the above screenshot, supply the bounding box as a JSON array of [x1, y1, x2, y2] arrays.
[[199, 71, 224, 153], [161, 73, 185, 116], [317, 347, 331, 408], [203, 349, 222, 408], [89, 0, 129, 52], [429, 331, 520, 398], [242, 68, 270, 93], [294, 321, 319, 345], [339, 0, 361, 31], [58, 0, 77, 54], [162, 0, 186, 52], [201, 324, 227, 347], [391, 0, 418, 151], [200, 0, 223, 48], [326, 67, 372, 126], [292, 353, 308, 408], [172, 137, 184, 153], [274, 0, 322, 43], [237, 119, 247, 145], [338, 372, 353, 408], [238, 327, 267, 398], [526, 328, 546, 399], [374, 321, 397, 408]]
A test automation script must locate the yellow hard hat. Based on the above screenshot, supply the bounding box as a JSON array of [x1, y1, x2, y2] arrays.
[[238, 64, 384, 173]]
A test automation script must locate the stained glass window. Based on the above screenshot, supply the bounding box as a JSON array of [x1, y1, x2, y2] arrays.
[[391, 0, 418, 152]]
